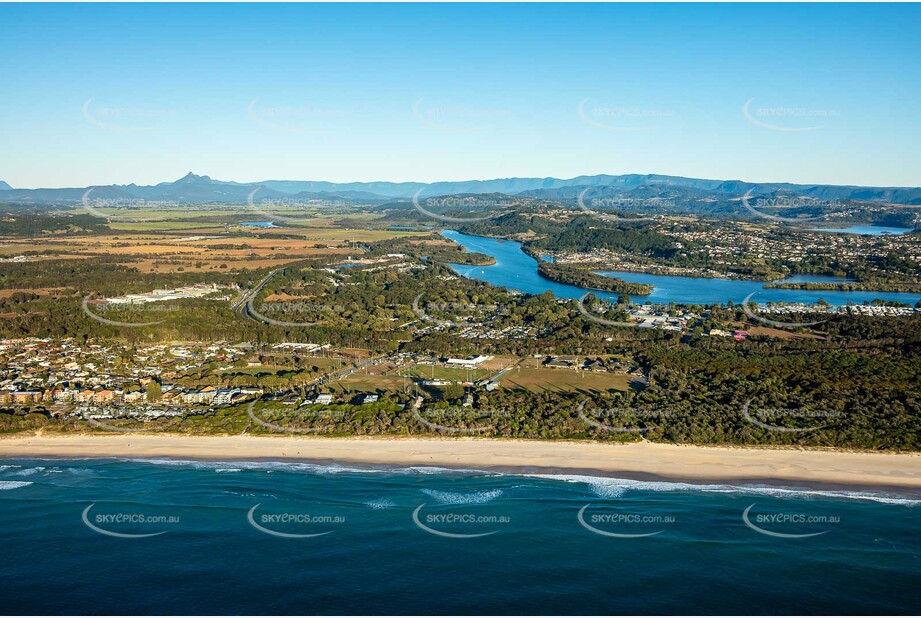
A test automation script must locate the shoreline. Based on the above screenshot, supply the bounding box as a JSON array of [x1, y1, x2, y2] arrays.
[[3, 433, 920, 496]]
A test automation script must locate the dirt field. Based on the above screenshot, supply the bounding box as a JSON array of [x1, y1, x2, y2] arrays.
[[329, 373, 407, 393], [498, 367, 633, 393], [746, 326, 824, 340]]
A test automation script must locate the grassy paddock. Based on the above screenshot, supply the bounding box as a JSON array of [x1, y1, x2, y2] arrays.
[[498, 367, 633, 393]]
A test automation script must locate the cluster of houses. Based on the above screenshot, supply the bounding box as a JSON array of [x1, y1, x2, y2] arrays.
[[760, 303, 920, 317], [0, 338, 264, 411], [625, 305, 699, 330], [0, 381, 263, 409], [455, 324, 540, 340], [545, 223, 920, 286]]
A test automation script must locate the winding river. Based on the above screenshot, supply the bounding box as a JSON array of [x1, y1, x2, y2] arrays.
[[443, 230, 921, 307]]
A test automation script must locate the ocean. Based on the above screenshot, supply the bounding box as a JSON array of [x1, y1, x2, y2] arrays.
[[1, 458, 919, 615]]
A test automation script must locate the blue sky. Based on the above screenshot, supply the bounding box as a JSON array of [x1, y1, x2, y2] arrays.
[[1, 3, 919, 188]]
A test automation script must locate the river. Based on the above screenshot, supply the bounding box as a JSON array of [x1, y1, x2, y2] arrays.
[[443, 230, 921, 307]]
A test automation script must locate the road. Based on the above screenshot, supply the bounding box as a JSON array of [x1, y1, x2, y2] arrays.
[[235, 268, 285, 323]]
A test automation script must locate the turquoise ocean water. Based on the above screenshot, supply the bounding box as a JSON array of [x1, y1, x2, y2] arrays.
[[1, 458, 918, 615]]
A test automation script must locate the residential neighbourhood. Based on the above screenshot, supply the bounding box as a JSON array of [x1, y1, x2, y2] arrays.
[[0, 338, 264, 415]]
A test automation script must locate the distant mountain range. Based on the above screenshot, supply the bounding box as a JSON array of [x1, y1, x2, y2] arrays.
[[2, 172, 920, 205]]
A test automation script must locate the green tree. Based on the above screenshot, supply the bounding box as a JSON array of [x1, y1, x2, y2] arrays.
[[146, 381, 162, 403]]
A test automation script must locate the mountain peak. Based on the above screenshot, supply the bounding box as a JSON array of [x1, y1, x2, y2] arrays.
[[0, 180, 11, 191], [177, 172, 210, 183]]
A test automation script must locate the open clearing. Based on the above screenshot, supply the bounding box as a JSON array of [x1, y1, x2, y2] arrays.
[[397, 365, 491, 382], [12, 231, 370, 273], [498, 367, 633, 393]]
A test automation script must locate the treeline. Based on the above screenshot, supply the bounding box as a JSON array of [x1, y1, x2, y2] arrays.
[[0, 212, 110, 236], [766, 281, 921, 296], [536, 261, 652, 295]]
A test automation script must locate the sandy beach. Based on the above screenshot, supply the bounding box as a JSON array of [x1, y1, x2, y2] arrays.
[[2, 433, 920, 492]]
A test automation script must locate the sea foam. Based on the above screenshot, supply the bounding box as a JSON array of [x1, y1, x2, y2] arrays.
[[0, 481, 33, 491], [45, 457, 919, 506], [422, 488, 504, 505], [525, 473, 921, 506]]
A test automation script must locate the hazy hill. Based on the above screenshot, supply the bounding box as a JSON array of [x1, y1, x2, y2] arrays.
[[1, 172, 919, 206]]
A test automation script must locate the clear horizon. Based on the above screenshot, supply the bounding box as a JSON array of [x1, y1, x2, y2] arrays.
[[2, 3, 920, 189]]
